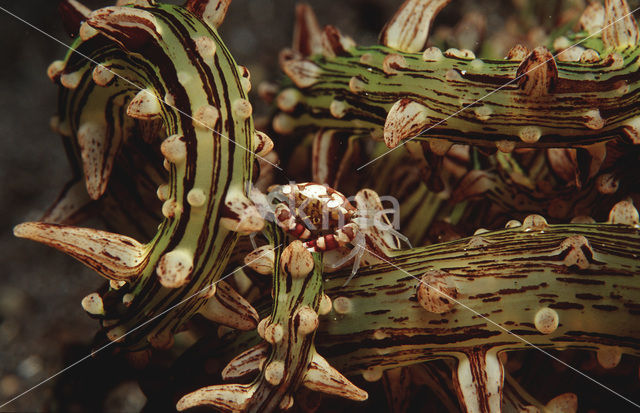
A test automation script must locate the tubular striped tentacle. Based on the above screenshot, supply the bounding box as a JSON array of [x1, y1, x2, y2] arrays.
[[316, 221, 640, 369], [178, 230, 367, 412], [277, 0, 640, 236], [15, 1, 270, 348], [275, 0, 640, 151], [216, 203, 640, 412]]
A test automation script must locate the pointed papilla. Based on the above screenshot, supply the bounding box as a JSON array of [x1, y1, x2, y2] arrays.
[[303, 352, 368, 401], [253, 131, 274, 157], [293, 3, 323, 57], [14, 222, 144, 281], [127, 89, 163, 120], [279, 49, 321, 88], [602, 0, 639, 49], [280, 240, 314, 279], [221, 342, 268, 380], [184, 0, 232, 29], [312, 130, 348, 186], [453, 350, 504, 413], [384, 99, 431, 148], [516, 46, 558, 96], [321, 25, 355, 58], [244, 245, 275, 275], [77, 122, 121, 200], [379, 0, 451, 53], [220, 190, 265, 234], [579, 1, 605, 35], [87, 6, 160, 52], [199, 281, 259, 330], [176, 384, 254, 412], [157, 250, 194, 288]]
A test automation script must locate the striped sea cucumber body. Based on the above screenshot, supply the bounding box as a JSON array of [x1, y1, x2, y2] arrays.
[[15, 0, 271, 348], [275, 0, 640, 151]]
